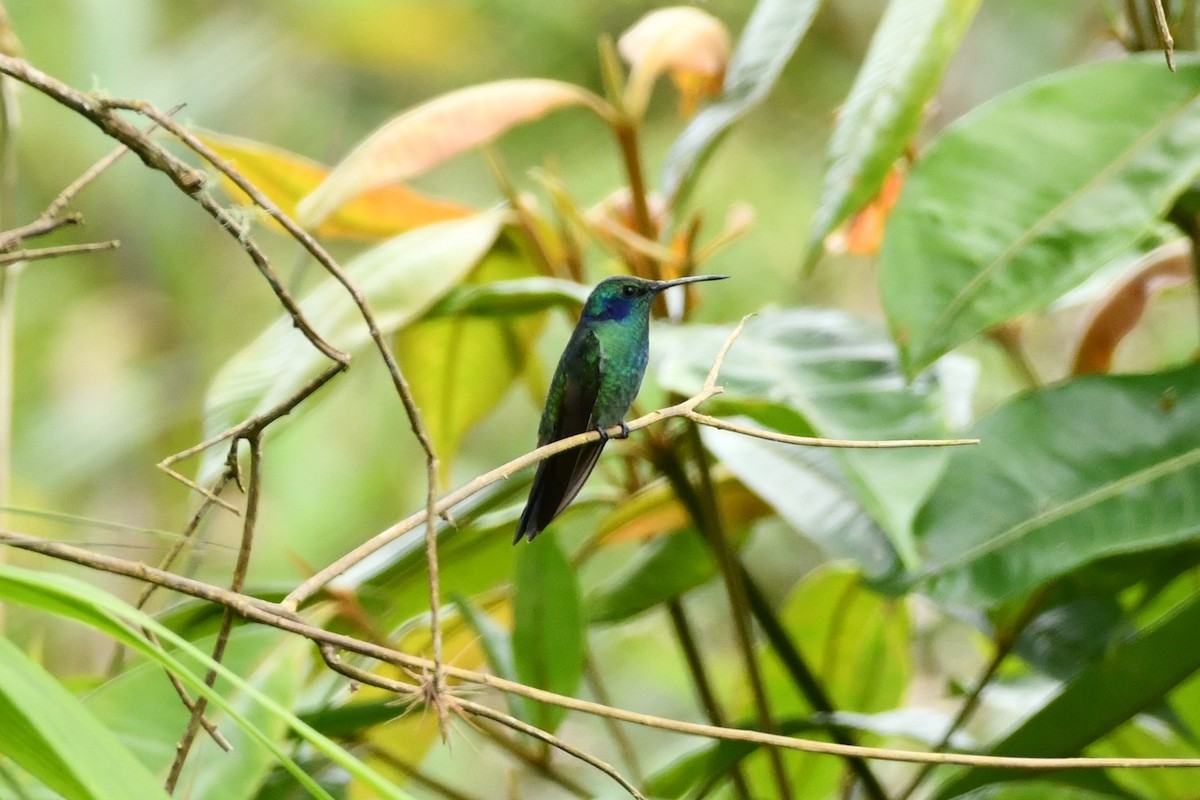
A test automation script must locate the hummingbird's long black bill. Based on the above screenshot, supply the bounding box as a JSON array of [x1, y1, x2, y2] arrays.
[[652, 274, 729, 291]]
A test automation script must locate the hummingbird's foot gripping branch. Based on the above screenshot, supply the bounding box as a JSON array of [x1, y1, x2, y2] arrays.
[[597, 421, 631, 442]]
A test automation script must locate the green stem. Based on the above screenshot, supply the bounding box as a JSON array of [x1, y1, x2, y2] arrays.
[[666, 598, 753, 800], [655, 428, 794, 800], [741, 571, 889, 800]]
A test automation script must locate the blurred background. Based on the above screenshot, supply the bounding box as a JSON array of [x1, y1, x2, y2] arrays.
[[6, 0, 1187, 781]]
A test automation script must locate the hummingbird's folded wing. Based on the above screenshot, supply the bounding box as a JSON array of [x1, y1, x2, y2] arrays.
[[515, 331, 607, 542]]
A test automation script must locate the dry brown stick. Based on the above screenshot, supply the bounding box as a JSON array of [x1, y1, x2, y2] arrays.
[[457, 698, 646, 800], [143, 627, 232, 752], [156, 361, 345, 514], [1151, 0, 1177, 70], [320, 646, 593, 799], [8, 528, 1200, 771], [282, 316, 976, 610], [0, 239, 119, 265], [6, 530, 1200, 773], [469, 717, 592, 798], [0, 55, 345, 365], [165, 433, 265, 792], [105, 98, 453, 735]]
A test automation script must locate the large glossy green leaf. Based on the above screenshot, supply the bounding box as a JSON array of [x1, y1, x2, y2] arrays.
[[660, 0, 822, 206], [933, 588, 1200, 799], [915, 365, 1200, 609], [0, 564, 414, 800], [0, 634, 172, 800], [881, 57, 1200, 376], [657, 309, 968, 571], [396, 235, 545, 481], [199, 209, 506, 483], [702, 424, 899, 580], [512, 535, 584, 735], [805, 0, 980, 266]]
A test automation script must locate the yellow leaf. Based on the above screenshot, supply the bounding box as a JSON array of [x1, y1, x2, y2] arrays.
[[593, 468, 771, 546], [619, 7, 731, 117], [198, 131, 472, 239], [298, 79, 604, 227]]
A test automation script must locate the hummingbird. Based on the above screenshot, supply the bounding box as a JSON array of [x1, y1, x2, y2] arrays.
[[514, 273, 728, 543]]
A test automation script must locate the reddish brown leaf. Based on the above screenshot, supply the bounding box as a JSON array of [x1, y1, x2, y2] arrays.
[[1072, 240, 1193, 375], [298, 79, 603, 226]]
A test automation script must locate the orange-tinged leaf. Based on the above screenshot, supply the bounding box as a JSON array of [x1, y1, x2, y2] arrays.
[[298, 79, 604, 227], [1072, 240, 1193, 375], [198, 131, 471, 239], [826, 160, 906, 256], [619, 6, 731, 116]]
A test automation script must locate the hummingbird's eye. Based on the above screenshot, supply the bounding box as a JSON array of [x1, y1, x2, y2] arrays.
[[621, 284, 637, 298]]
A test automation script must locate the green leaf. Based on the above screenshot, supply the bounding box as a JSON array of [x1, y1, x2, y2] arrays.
[[512, 535, 584, 734], [881, 56, 1200, 375], [702, 423, 899, 580], [421, 276, 588, 318], [200, 209, 506, 483], [0, 564, 415, 800], [804, 0, 980, 267], [932, 588, 1200, 800], [0, 633, 172, 800], [661, 0, 823, 206], [915, 365, 1200, 609], [85, 627, 309, 800], [657, 309, 967, 571], [396, 235, 546, 480], [586, 529, 714, 623]]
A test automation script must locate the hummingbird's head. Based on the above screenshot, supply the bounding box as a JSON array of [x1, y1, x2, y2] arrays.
[[581, 274, 727, 322]]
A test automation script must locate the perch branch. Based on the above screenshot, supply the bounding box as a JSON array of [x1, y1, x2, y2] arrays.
[[6, 530, 1200, 772], [282, 316, 976, 611]]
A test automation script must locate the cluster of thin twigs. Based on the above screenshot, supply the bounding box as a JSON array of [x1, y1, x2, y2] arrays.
[[1, 48, 1199, 800]]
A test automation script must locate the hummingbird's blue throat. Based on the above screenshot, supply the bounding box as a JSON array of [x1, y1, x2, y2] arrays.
[[584, 298, 635, 322]]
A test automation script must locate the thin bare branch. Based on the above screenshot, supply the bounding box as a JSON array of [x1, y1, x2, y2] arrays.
[[166, 434, 265, 792], [0, 239, 119, 265], [6, 529, 1200, 773], [0, 55, 346, 365], [1152, 0, 1177, 70], [156, 361, 345, 509], [143, 627, 231, 752], [457, 698, 646, 800], [104, 97, 454, 734]]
